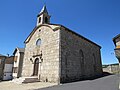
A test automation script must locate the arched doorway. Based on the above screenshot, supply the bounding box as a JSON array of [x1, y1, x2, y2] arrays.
[[33, 58, 39, 76]]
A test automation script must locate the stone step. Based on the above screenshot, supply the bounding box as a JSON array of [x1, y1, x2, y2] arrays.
[[23, 77, 40, 83], [11, 77, 40, 84], [11, 77, 25, 84]]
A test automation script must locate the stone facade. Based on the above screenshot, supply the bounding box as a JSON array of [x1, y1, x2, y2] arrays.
[[22, 25, 60, 83], [60, 27, 102, 83], [22, 5, 103, 84]]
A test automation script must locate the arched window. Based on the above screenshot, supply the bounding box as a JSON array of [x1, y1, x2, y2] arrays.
[[36, 39, 41, 46], [79, 49, 85, 77], [79, 49, 84, 62], [93, 53, 97, 74], [45, 17, 48, 23], [93, 53, 96, 65]]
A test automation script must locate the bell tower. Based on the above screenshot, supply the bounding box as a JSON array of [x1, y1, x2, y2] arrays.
[[37, 5, 50, 26]]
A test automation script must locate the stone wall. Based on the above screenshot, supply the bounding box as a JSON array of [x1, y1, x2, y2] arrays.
[[22, 25, 60, 83], [22, 24, 103, 83], [103, 64, 119, 74], [0, 56, 6, 80], [60, 27, 103, 83], [18, 52, 24, 78]]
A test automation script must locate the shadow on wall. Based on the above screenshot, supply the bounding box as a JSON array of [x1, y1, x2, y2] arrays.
[[60, 72, 113, 84]]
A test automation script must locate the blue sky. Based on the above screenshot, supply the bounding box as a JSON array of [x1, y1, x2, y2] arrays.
[[0, 0, 120, 64]]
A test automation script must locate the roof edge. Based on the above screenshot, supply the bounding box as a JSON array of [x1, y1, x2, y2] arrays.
[[59, 25, 101, 48], [24, 23, 101, 48], [24, 24, 61, 44], [13, 47, 25, 55], [113, 34, 120, 46]]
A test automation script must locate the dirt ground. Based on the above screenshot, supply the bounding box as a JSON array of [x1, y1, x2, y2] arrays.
[[0, 81, 57, 90]]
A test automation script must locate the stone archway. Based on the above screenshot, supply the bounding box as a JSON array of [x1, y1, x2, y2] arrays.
[[33, 58, 39, 76]]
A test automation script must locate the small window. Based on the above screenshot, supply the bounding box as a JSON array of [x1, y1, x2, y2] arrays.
[[39, 29, 41, 32], [93, 53, 96, 65], [79, 49, 84, 61], [39, 17, 41, 23], [36, 39, 41, 46], [45, 17, 48, 23]]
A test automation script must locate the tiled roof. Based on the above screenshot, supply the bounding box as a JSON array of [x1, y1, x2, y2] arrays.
[[0, 54, 6, 57], [13, 47, 25, 55], [17, 48, 25, 53]]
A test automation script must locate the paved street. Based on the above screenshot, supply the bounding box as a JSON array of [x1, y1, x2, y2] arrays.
[[0, 81, 57, 90], [0, 74, 119, 90], [36, 75, 119, 90]]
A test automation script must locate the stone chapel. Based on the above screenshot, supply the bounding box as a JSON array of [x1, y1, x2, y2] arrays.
[[22, 5, 103, 83]]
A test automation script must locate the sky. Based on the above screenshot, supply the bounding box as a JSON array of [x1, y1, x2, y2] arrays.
[[0, 0, 120, 64]]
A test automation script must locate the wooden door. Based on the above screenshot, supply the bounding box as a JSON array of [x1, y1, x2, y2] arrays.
[[33, 58, 39, 76]]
